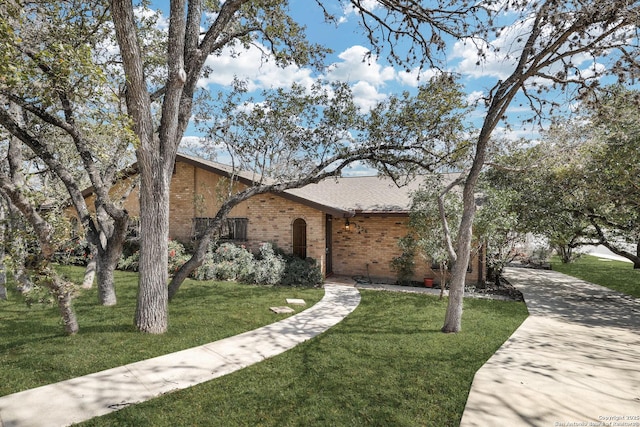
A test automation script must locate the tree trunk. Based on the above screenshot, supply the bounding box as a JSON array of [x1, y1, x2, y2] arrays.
[[82, 246, 97, 289], [442, 207, 474, 333], [95, 225, 127, 305], [557, 245, 573, 263], [93, 209, 128, 305], [168, 234, 211, 301], [438, 263, 446, 300], [134, 155, 169, 334], [0, 204, 6, 301], [111, 0, 173, 333], [96, 254, 117, 306], [50, 270, 79, 335], [597, 236, 640, 269], [0, 257, 6, 301]]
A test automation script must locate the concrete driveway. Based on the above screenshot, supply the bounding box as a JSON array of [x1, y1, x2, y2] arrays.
[[461, 267, 640, 426]]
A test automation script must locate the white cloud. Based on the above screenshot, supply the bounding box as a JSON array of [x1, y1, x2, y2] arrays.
[[339, 0, 381, 22], [492, 125, 541, 141], [199, 43, 315, 91], [578, 62, 606, 80], [466, 90, 485, 106], [452, 36, 518, 80], [326, 45, 395, 87], [451, 17, 544, 80], [350, 81, 387, 111], [396, 67, 440, 87], [452, 12, 622, 89], [341, 160, 379, 177]]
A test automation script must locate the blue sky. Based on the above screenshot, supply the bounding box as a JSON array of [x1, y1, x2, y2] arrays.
[[147, 1, 620, 174]]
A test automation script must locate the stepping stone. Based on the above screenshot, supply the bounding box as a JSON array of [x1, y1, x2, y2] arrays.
[[286, 298, 306, 306], [270, 306, 295, 314]]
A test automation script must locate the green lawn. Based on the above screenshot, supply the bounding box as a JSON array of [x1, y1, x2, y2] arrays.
[[80, 295, 526, 426], [551, 254, 640, 298], [1, 266, 528, 426], [0, 266, 323, 396]]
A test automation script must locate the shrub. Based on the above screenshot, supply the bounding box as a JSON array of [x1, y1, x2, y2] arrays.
[[191, 245, 216, 281], [252, 243, 286, 285], [118, 250, 140, 272], [167, 240, 190, 276], [209, 243, 254, 282], [390, 236, 416, 286], [117, 239, 189, 275], [53, 239, 91, 266], [280, 256, 323, 287]]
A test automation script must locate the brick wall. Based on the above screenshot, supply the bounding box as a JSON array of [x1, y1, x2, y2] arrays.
[[168, 163, 327, 271], [168, 161, 249, 242], [244, 194, 326, 271], [330, 214, 484, 284], [74, 158, 485, 285], [168, 161, 196, 241], [331, 215, 406, 282]]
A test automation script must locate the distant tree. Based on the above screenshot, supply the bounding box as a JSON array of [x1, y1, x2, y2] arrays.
[[408, 175, 463, 298], [484, 128, 594, 264], [582, 86, 640, 268], [0, 0, 135, 307], [0, 134, 79, 334], [486, 89, 640, 269]]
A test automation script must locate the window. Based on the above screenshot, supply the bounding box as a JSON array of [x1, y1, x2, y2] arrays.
[[193, 217, 248, 241], [292, 218, 307, 259]]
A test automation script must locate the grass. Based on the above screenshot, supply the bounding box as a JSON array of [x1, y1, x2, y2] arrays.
[[1, 266, 528, 426], [0, 265, 323, 396], [551, 254, 640, 298], [79, 291, 526, 426]]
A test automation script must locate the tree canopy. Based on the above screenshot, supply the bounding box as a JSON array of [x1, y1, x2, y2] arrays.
[[2, 0, 640, 335], [486, 86, 640, 268]]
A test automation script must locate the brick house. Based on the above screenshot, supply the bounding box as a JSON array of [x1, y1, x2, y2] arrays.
[[92, 153, 485, 285]]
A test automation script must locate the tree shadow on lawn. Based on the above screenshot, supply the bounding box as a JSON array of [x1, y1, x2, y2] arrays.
[[0, 318, 64, 351]]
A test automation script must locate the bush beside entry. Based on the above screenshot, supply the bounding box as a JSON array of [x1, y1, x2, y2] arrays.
[[71, 239, 322, 288]]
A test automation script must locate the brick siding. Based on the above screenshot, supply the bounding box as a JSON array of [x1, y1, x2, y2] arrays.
[[75, 158, 485, 285], [243, 194, 326, 271], [331, 214, 484, 284]]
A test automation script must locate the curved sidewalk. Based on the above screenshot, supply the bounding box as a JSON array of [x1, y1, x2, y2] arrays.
[[0, 284, 360, 427], [461, 267, 640, 426]]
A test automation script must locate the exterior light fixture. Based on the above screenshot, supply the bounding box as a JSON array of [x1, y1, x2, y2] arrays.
[[345, 219, 350, 231]]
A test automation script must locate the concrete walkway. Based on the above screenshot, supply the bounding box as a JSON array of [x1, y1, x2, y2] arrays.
[[0, 284, 360, 427], [461, 267, 640, 426]]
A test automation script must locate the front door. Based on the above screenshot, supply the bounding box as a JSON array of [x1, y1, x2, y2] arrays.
[[325, 215, 333, 275]]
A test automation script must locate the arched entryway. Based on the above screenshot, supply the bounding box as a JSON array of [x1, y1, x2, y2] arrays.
[[292, 218, 307, 259]]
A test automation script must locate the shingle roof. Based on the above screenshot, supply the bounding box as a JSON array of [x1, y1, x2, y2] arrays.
[[284, 176, 422, 215], [176, 153, 460, 217]]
